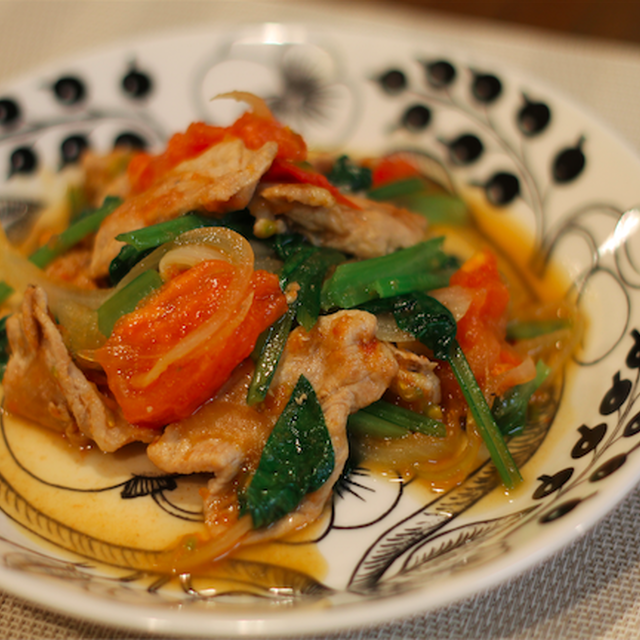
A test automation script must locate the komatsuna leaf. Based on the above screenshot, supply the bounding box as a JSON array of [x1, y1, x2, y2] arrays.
[[240, 375, 335, 529]]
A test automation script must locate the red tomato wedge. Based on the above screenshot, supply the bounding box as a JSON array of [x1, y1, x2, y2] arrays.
[[437, 250, 528, 428], [127, 109, 306, 194], [371, 155, 422, 188], [95, 261, 287, 428], [449, 250, 525, 396], [261, 158, 359, 209]]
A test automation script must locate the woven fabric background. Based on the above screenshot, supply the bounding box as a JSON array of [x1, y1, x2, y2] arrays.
[[1, 2, 640, 638]]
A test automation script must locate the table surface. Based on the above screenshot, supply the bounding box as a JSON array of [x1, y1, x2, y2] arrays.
[[2, 1, 640, 639], [369, 0, 640, 46]]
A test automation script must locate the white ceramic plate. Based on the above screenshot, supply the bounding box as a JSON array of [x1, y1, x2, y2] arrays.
[[1, 17, 640, 639]]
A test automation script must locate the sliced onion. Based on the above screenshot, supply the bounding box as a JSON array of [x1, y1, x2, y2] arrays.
[[158, 245, 228, 280], [54, 300, 105, 352], [430, 285, 472, 321], [213, 91, 274, 119], [375, 313, 414, 342], [127, 229, 256, 389], [115, 226, 254, 293], [0, 227, 109, 312], [131, 291, 254, 389], [495, 355, 537, 392]]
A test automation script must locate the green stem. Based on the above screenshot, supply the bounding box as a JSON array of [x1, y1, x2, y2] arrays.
[[97, 270, 163, 337], [367, 177, 425, 201], [247, 305, 295, 406], [321, 237, 452, 310], [448, 339, 522, 489], [115, 213, 212, 251], [348, 411, 409, 438], [360, 400, 446, 437]]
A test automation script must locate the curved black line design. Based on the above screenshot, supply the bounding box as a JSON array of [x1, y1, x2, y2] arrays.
[[0, 407, 177, 496], [151, 491, 204, 522], [332, 469, 404, 531], [348, 373, 563, 593]]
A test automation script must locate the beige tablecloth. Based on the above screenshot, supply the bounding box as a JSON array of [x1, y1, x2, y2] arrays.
[[2, 1, 640, 638]]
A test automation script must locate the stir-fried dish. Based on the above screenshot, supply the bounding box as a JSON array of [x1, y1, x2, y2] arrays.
[[0, 93, 581, 571]]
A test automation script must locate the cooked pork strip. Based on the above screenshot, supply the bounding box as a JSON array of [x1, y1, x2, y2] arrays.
[[148, 310, 399, 541], [146, 361, 274, 488], [388, 344, 441, 406], [90, 138, 278, 279], [2, 286, 155, 451], [252, 183, 427, 258]]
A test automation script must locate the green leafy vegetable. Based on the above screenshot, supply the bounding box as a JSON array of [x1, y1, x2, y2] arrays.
[[367, 177, 425, 201], [492, 360, 550, 436], [109, 244, 154, 286], [247, 305, 295, 406], [506, 318, 570, 340], [321, 237, 458, 310], [240, 375, 335, 529], [349, 399, 446, 438], [109, 210, 258, 285], [396, 193, 469, 225], [386, 293, 522, 489], [327, 155, 372, 192], [30, 195, 123, 268], [115, 213, 212, 251], [109, 213, 214, 285], [97, 269, 164, 337], [446, 341, 522, 488], [294, 250, 345, 331], [368, 173, 469, 225], [247, 236, 344, 404], [276, 234, 345, 331]]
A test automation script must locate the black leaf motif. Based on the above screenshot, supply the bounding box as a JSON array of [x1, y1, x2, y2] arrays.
[[552, 136, 586, 183], [472, 72, 502, 103], [377, 69, 407, 94], [517, 95, 551, 136], [571, 423, 607, 458], [122, 66, 153, 99], [120, 475, 177, 500], [446, 134, 484, 165], [624, 411, 640, 438], [484, 172, 520, 206], [0, 98, 20, 126], [402, 104, 431, 131], [626, 329, 640, 369], [424, 60, 456, 88], [590, 454, 627, 482], [599, 372, 631, 415], [114, 132, 147, 151], [60, 134, 89, 166], [9, 147, 37, 177], [53, 76, 86, 105], [533, 468, 574, 499], [539, 498, 582, 523]]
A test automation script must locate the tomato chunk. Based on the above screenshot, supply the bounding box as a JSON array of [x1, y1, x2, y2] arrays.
[[127, 114, 306, 194], [450, 250, 522, 390], [371, 155, 422, 188], [438, 250, 526, 426], [95, 262, 287, 427], [262, 158, 358, 208]]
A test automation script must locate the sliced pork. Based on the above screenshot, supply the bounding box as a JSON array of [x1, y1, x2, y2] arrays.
[[2, 286, 155, 451], [251, 183, 427, 258], [90, 138, 278, 278], [148, 309, 399, 541]]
